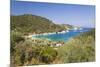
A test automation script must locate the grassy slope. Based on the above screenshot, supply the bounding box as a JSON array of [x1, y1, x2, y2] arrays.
[[11, 14, 69, 34], [10, 14, 95, 66], [11, 29, 95, 66], [57, 29, 95, 63]]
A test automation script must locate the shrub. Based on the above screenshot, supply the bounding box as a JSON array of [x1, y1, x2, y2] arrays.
[[57, 29, 95, 63], [40, 46, 58, 63], [11, 31, 25, 54]]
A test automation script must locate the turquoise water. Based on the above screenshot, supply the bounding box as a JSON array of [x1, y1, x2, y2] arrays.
[[32, 28, 91, 42]]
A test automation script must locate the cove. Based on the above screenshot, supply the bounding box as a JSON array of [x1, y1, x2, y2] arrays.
[[32, 28, 92, 42]]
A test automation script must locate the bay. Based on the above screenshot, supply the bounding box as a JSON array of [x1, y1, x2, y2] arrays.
[[32, 28, 92, 42]]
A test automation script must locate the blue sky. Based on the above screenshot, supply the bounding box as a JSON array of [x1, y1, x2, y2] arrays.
[[11, 0, 95, 28]]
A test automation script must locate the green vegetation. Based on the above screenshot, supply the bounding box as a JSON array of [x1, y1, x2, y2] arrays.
[[10, 14, 95, 66], [11, 36, 58, 66], [11, 29, 95, 66], [10, 31, 25, 54], [11, 14, 70, 34], [57, 29, 95, 63], [59, 24, 74, 30]]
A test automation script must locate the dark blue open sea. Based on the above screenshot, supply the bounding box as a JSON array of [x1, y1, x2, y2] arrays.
[[32, 28, 92, 42]]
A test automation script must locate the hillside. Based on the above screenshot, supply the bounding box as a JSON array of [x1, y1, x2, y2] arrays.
[[57, 29, 95, 63], [11, 14, 70, 34], [11, 14, 95, 66], [59, 24, 74, 30], [11, 28, 95, 66]]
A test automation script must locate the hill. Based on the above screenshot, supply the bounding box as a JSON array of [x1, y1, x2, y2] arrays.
[[11, 14, 71, 34], [57, 29, 95, 63], [59, 24, 74, 30]]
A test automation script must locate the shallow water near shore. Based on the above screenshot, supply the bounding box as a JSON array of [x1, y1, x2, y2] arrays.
[[32, 28, 92, 42]]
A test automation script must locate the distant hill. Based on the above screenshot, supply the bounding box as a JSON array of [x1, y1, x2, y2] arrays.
[[11, 14, 72, 34], [59, 24, 74, 30]]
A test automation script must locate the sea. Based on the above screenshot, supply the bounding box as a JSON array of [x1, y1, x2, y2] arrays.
[[32, 28, 92, 42]]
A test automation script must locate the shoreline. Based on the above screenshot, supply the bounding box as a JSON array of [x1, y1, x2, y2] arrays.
[[27, 30, 70, 38], [27, 27, 83, 39]]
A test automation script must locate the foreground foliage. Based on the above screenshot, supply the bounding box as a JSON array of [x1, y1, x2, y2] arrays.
[[10, 14, 95, 66], [11, 32, 58, 66], [11, 29, 95, 66], [57, 29, 95, 63]]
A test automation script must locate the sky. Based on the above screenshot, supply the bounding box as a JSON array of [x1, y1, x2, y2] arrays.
[[11, 0, 95, 28]]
